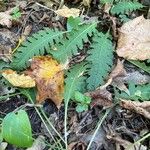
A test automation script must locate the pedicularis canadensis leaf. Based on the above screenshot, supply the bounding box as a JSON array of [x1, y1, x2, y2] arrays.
[[86, 32, 113, 90], [26, 56, 64, 108], [2, 110, 33, 148]]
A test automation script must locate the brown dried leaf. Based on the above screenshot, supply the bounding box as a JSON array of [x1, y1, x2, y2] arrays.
[[120, 99, 150, 119], [116, 16, 150, 60], [55, 6, 80, 18], [86, 88, 113, 108], [68, 142, 86, 150], [0, 12, 12, 28], [26, 56, 64, 108], [107, 134, 147, 150]]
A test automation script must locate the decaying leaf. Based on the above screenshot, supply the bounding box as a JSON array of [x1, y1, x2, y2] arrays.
[[27, 136, 46, 150], [68, 142, 86, 150], [116, 16, 150, 60], [120, 99, 150, 119], [108, 59, 129, 94], [55, 6, 80, 18], [26, 56, 64, 108], [107, 134, 147, 150], [2, 69, 35, 88], [86, 88, 113, 108], [0, 11, 12, 28]]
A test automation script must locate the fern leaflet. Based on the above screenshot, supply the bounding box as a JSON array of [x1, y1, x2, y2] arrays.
[[64, 62, 88, 102], [11, 28, 65, 70], [115, 83, 150, 101], [86, 32, 113, 90], [111, 1, 143, 15], [50, 22, 97, 63]]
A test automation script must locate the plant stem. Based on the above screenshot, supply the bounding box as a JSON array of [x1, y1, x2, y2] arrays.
[[26, 93, 58, 144], [40, 108, 65, 144], [86, 108, 111, 150], [0, 93, 21, 101], [127, 132, 150, 149]]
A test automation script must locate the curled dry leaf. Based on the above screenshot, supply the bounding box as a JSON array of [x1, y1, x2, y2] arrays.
[[116, 16, 150, 60], [120, 99, 150, 119], [55, 6, 80, 18], [108, 59, 129, 93], [86, 88, 113, 108], [2, 69, 35, 88], [26, 56, 64, 108]]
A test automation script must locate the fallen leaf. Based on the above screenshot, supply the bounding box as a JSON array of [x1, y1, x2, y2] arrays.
[[108, 59, 129, 94], [107, 134, 147, 150], [2, 69, 35, 88], [68, 142, 86, 150], [86, 88, 113, 108], [27, 136, 46, 150], [0, 12, 12, 28], [116, 16, 150, 60], [120, 99, 150, 119], [55, 6, 80, 18], [26, 56, 64, 108]]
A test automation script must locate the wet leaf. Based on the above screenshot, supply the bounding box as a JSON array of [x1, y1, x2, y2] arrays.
[[26, 56, 64, 108], [2, 69, 35, 88], [116, 16, 150, 60], [55, 6, 80, 18]]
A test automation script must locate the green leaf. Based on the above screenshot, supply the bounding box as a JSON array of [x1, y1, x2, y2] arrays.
[[67, 17, 81, 31], [64, 63, 88, 103], [129, 60, 150, 74], [74, 91, 91, 104], [86, 32, 113, 90], [51, 22, 97, 63], [76, 104, 88, 112], [115, 83, 150, 101], [0, 131, 3, 143], [111, 1, 144, 15], [11, 28, 65, 70], [2, 110, 33, 148]]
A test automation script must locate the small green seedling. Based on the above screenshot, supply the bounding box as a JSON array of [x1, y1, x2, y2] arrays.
[[74, 91, 91, 113], [11, 7, 21, 20]]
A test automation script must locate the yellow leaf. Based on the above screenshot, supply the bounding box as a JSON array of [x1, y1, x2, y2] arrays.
[[26, 56, 64, 108], [2, 69, 35, 88], [55, 6, 80, 18]]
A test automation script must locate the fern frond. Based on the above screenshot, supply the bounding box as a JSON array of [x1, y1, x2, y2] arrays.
[[115, 83, 150, 101], [86, 32, 113, 90], [111, 1, 143, 15], [64, 62, 88, 102], [11, 28, 65, 70], [50, 22, 97, 63]]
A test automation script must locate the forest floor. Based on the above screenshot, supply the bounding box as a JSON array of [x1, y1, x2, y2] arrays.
[[0, 0, 150, 150]]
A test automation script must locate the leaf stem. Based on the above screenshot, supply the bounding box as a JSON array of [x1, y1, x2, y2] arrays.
[[86, 108, 111, 150]]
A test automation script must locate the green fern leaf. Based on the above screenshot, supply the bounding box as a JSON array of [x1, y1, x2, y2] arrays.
[[129, 60, 150, 74], [50, 22, 97, 63], [115, 83, 150, 101], [11, 28, 65, 70], [111, 1, 143, 15], [86, 32, 113, 90], [64, 62, 88, 102]]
